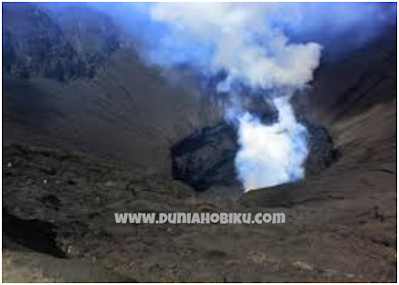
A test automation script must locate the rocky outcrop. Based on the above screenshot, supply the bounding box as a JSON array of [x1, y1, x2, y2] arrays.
[[303, 122, 339, 176], [171, 123, 239, 192]]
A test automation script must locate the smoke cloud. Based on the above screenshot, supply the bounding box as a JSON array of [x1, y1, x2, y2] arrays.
[[84, 2, 395, 191], [235, 97, 309, 190], [146, 3, 323, 190], [150, 3, 322, 90]]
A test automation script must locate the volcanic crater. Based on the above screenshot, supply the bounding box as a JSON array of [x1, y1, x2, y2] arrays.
[[2, 3, 397, 283]]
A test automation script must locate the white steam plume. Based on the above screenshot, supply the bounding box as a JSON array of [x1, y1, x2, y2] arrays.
[[151, 3, 321, 90], [235, 97, 308, 190], [150, 3, 322, 190]]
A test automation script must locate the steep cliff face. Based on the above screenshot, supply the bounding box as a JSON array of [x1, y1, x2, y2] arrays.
[[2, 3, 120, 80]]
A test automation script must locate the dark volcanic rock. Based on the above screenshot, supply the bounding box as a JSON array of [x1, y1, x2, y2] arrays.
[[171, 123, 239, 192], [2, 3, 120, 81], [303, 122, 339, 176], [171, 120, 337, 194], [3, 208, 66, 258]]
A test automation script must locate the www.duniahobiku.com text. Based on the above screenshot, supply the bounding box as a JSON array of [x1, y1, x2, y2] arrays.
[[114, 212, 286, 224]]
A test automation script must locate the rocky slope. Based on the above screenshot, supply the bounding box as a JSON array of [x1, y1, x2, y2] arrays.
[[2, 3, 397, 282], [3, 3, 219, 174]]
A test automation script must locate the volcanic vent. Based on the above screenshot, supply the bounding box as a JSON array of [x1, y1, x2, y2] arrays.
[[171, 110, 339, 198]]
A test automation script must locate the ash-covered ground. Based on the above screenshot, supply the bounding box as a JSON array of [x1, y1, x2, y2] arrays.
[[2, 3, 397, 282]]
